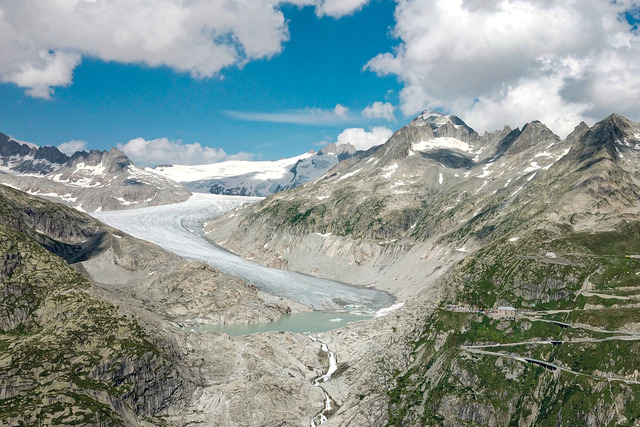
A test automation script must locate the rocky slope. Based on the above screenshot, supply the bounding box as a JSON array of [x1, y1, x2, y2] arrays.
[[0, 201, 191, 425], [205, 112, 640, 425], [204, 111, 568, 299], [7, 111, 640, 425], [0, 133, 190, 211], [153, 142, 359, 197], [0, 184, 335, 425]]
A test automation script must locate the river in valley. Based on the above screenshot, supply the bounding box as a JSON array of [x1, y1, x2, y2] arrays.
[[92, 194, 394, 314]]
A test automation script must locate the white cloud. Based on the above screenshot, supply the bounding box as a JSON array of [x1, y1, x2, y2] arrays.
[[334, 126, 393, 151], [0, 0, 374, 98], [362, 101, 395, 121], [58, 139, 88, 156], [117, 137, 253, 167], [366, 0, 640, 136], [2, 50, 81, 99], [334, 104, 349, 117], [226, 104, 353, 125], [314, 0, 370, 18], [0, 1, 317, 98]]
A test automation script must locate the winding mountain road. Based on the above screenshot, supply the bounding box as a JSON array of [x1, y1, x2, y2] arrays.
[[461, 319, 640, 385]]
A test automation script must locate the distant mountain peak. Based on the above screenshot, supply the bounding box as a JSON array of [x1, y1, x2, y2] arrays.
[[414, 110, 476, 133], [557, 113, 640, 169], [519, 120, 559, 141], [67, 148, 133, 175], [0, 134, 68, 175], [419, 109, 445, 119], [0, 134, 190, 211], [599, 113, 637, 134], [320, 142, 357, 158]]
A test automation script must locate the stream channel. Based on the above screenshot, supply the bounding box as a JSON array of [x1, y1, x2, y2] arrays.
[[93, 193, 393, 335]]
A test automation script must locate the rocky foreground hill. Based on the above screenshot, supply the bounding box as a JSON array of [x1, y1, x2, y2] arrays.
[[0, 184, 339, 425], [205, 112, 640, 425], [0, 133, 190, 211]]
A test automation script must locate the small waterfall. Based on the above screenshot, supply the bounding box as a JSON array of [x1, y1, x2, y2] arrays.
[[310, 335, 338, 425]]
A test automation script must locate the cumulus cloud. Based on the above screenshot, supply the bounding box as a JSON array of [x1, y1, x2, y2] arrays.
[[0, 0, 321, 98], [314, 0, 370, 18], [334, 126, 393, 151], [366, 0, 640, 136], [362, 101, 395, 121], [0, 1, 374, 98], [226, 104, 353, 125], [3, 51, 81, 99], [58, 139, 88, 156], [333, 104, 349, 117], [117, 137, 253, 167]]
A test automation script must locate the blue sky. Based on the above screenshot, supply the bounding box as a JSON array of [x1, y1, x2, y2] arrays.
[[1, 1, 639, 166], [0, 1, 401, 164]]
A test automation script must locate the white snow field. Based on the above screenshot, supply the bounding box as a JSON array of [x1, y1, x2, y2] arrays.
[[92, 193, 393, 311]]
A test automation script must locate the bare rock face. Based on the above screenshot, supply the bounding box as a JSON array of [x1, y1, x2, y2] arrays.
[[0, 223, 193, 425]]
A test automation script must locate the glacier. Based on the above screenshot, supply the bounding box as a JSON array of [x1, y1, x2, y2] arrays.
[[92, 193, 394, 311]]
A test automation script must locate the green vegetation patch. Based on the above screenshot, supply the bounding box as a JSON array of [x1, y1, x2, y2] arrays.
[[447, 222, 640, 310], [386, 309, 640, 426], [568, 307, 640, 331]]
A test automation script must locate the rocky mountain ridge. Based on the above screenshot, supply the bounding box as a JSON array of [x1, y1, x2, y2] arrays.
[[0, 134, 190, 211], [203, 111, 572, 298], [204, 111, 640, 425]]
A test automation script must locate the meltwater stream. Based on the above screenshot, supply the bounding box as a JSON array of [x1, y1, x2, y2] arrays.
[[92, 194, 394, 312]]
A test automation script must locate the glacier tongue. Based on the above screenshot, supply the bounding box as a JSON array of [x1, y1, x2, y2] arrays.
[[92, 194, 394, 311]]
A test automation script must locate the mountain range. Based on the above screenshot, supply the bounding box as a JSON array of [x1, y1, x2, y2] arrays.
[[0, 132, 191, 211], [0, 132, 363, 209], [152, 142, 359, 197], [204, 111, 640, 425], [3, 110, 640, 425]]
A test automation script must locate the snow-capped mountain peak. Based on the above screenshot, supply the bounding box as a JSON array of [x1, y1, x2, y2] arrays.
[[415, 110, 476, 135]]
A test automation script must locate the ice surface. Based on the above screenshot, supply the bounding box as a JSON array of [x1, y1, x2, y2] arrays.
[[151, 153, 313, 182], [93, 194, 394, 311], [412, 137, 473, 153], [337, 168, 362, 181]]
